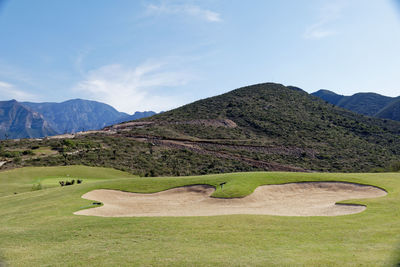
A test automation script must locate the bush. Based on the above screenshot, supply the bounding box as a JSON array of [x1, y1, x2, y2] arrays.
[[63, 139, 76, 148], [22, 150, 34, 155], [31, 183, 42, 191], [1, 151, 21, 158], [13, 156, 22, 163]]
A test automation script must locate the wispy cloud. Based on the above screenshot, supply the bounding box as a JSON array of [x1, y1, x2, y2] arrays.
[[0, 81, 37, 101], [146, 2, 222, 22], [303, 1, 346, 40], [74, 60, 195, 113], [0, 62, 38, 88], [74, 48, 92, 76]]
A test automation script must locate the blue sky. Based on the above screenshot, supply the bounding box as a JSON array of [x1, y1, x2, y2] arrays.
[[0, 0, 400, 113]]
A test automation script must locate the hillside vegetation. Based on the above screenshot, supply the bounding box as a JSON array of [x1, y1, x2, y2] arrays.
[[1, 83, 400, 174], [313, 89, 400, 121], [139, 83, 400, 172], [376, 99, 400, 121]]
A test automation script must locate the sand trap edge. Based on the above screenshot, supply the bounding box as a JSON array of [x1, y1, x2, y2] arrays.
[[74, 182, 387, 217]]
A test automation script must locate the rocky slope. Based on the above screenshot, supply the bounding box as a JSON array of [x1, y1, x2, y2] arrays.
[[0, 99, 156, 139], [0, 100, 56, 139]]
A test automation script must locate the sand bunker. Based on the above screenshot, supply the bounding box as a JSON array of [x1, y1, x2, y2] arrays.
[[74, 182, 387, 217]]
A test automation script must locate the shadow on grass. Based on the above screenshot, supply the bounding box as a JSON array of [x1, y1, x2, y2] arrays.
[[390, 243, 400, 267]]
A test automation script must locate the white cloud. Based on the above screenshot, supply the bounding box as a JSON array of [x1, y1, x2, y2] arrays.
[[303, 1, 346, 40], [0, 62, 38, 88], [74, 60, 194, 113], [146, 3, 222, 22], [304, 24, 336, 40], [0, 81, 36, 101]]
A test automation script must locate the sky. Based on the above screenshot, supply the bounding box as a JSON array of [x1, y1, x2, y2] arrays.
[[0, 0, 400, 113]]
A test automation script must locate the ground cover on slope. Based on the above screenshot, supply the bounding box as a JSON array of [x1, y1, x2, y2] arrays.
[[1, 166, 400, 266], [75, 183, 386, 217]]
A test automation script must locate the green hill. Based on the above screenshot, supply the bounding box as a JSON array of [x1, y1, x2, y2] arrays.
[[2, 83, 400, 174], [312, 89, 400, 121], [135, 83, 400, 171], [376, 99, 400, 121], [311, 89, 345, 105]]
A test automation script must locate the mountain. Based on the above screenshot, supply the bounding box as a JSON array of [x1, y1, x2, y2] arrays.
[[22, 99, 157, 134], [12, 82, 399, 174], [311, 89, 347, 106], [110, 111, 157, 125], [0, 100, 57, 139], [0, 99, 157, 139], [4, 83, 400, 174], [312, 89, 400, 121], [375, 99, 400, 121], [22, 99, 131, 134], [130, 83, 400, 172]]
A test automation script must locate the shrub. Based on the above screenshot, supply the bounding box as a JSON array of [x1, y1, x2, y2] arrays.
[[22, 150, 34, 155], [13, 156, 22, 163], [31, 183, 42, 191]]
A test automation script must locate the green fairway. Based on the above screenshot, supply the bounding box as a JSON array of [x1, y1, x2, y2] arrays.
[[0, 166, 135, 197], [0, 166, 400, 266]]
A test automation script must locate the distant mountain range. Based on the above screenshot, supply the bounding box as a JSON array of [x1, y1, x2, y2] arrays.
[[0, 99, 156, 139], [0, 100, 57, 139], [312, 90, 400, 122]]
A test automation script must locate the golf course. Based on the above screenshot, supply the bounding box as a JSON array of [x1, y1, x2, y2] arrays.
[[1, 0, 400, 266], [1, 165, 400, 266]]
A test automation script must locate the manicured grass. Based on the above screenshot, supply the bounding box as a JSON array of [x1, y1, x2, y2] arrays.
[[0, 166, 135, 197], [33, 177, 109, 187], [0, 166, 400, 266]]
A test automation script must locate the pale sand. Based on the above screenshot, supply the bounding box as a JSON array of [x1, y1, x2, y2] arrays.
[[74, 182, 387, 217]]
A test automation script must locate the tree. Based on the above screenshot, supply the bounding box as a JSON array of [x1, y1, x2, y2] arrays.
[[62, 153, 68, 166]]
